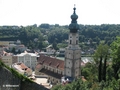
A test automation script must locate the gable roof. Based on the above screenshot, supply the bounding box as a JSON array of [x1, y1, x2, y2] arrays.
[[37, 55, 64, 70], [12, 63, 32, 74]]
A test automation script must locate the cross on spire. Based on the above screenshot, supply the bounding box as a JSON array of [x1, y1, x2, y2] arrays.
[[73, 4, 76, 13], [74, 4, 76, 8]]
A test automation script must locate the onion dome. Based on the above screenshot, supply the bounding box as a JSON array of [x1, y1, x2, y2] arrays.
[[71, 7, 78, 22], [69, 6, 79, 33]]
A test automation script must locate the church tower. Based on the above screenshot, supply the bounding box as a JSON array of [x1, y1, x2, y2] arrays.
[[64, 6, 81, 79]]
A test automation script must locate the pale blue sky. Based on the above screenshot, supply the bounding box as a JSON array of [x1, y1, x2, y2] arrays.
[[0, 0, 120, 26]]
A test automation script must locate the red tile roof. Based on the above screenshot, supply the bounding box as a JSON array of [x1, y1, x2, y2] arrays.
[[16, 63, 32, 73], [36, 63, 42, 69], [37, 55, 84, 71], [37, 55, 64, 70]]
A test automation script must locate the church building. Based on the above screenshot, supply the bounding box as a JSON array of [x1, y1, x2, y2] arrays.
[[35, 6, 81, 85], [64, 6, 81, 79]]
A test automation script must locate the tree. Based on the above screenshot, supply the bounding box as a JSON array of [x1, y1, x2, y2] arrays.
[[81, 63, 97, 81], [51, 78, 89, 90], [94, 43, 109, 82], [17, 49, 21, 54], [53, 40, 58, 50], [11, 47, 16, 54], [39, 23, 50, 29], [110, 36, 120, 80]]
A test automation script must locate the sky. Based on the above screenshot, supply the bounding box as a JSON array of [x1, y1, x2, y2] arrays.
[[0, 0, 120, 26]]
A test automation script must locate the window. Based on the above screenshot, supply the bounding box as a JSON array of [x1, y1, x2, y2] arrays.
[[76, 40, 78, 44], [70, 40, 72, 44]]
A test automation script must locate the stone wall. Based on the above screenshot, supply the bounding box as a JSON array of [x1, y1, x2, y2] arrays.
[[0, 66, 21, 90], [0, 66, 49, 90], [20, 81, 49, 90]]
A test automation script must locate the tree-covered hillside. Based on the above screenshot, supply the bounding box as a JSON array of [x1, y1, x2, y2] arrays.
[[0, 24, 120, 50]]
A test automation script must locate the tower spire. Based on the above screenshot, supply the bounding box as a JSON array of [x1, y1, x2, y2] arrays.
[[69, 5, 79, 33], [64, 5, 81, 80], [74, 4, 76, 14]]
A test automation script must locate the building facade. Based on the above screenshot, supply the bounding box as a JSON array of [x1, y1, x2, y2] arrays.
[[46, 45, 55, 55], [35, 55, 64, 84], [0, 41, 9, 46], [0, 51, 13, 67], [1, 55, 12, 67], [16, 52, 37, 70], [64, 6, 81, 79]]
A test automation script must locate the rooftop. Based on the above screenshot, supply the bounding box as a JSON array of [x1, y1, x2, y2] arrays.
[[16, 52, 37, 57], [37, 55, 64, 71], [12, 63, 32, 74]]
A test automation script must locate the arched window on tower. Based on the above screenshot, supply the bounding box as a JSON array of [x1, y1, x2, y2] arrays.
[[76, 40, 78, 44], [70, 40, 72, 44]]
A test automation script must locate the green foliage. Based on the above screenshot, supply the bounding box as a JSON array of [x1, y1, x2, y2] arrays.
[[94, 43, 110, 82], [52, 78, 120, 90], [94, 43, 109, 64], [0, 59, 5, 67], [81, 63, 97, 81], [39, 23, 50, 29], [0, 24, 120, 50], [47, 26, 69, 44], [52, 79, 89, 90], [57, 43, 68, 48], [11, 47, 16, 54], [110, 36, 120, 79]]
